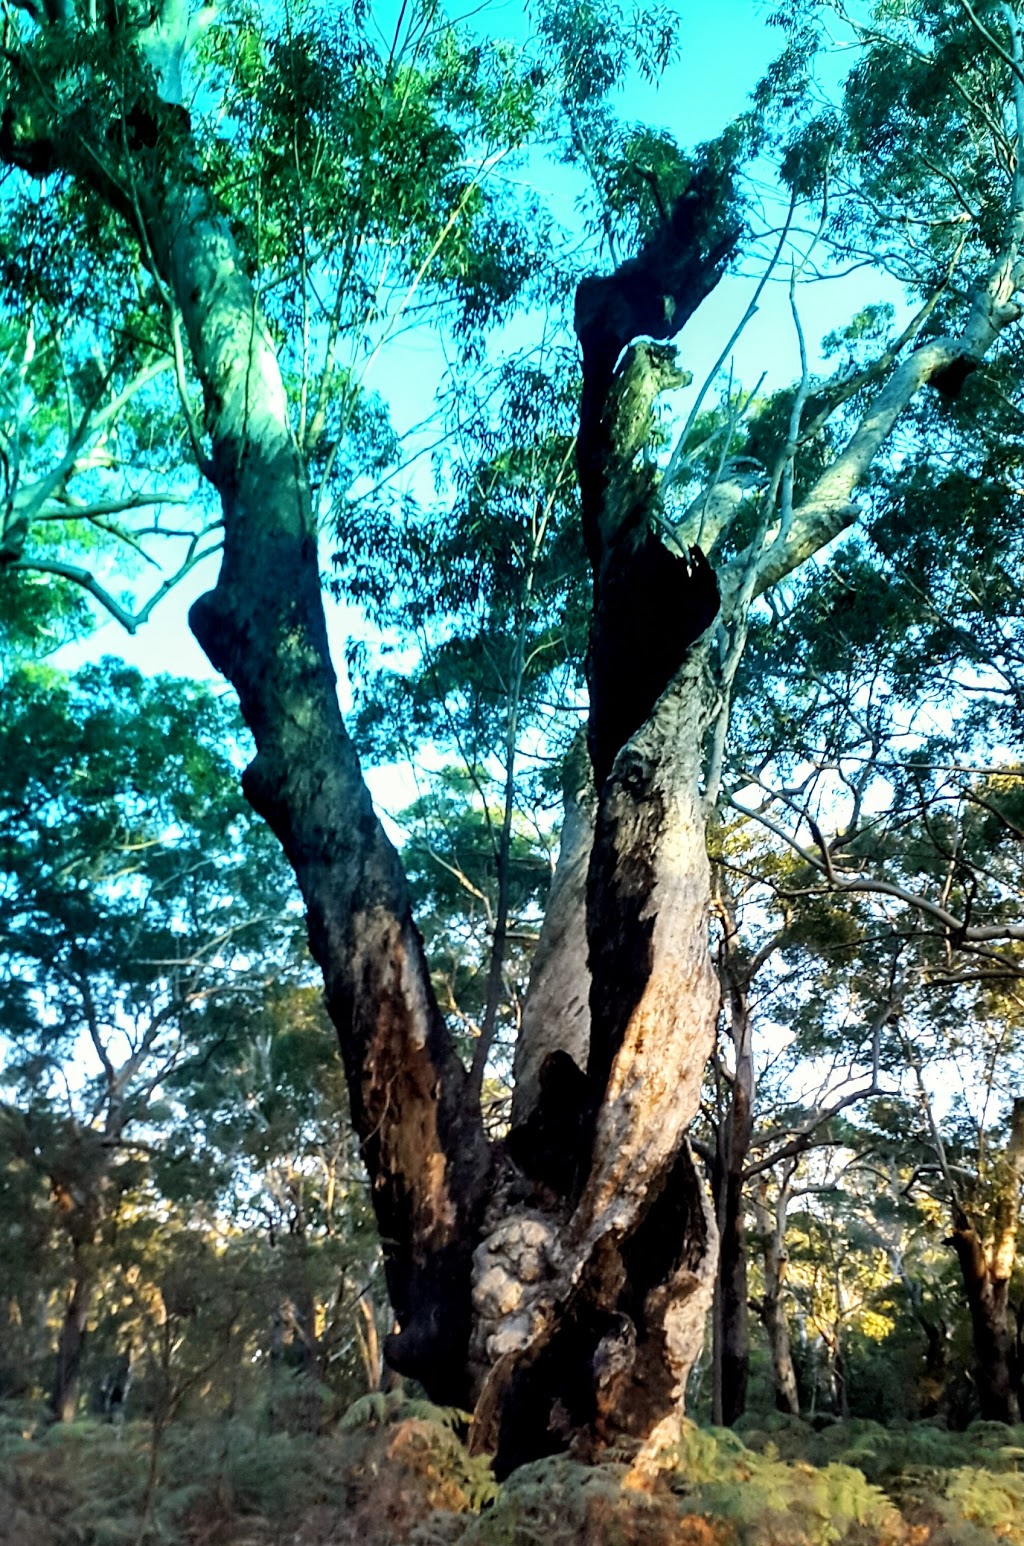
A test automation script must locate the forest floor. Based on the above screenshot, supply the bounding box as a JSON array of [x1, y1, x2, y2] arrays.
[[2, 1396, 1024, 1546]]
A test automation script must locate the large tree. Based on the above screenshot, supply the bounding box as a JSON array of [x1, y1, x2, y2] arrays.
[[5, 0, 1024, 1468]]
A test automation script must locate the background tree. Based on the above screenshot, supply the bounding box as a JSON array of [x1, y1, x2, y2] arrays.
[[0, 660, 299, 1419]]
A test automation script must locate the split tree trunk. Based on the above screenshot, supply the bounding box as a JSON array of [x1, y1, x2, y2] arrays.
[[154, 146, 736, 1456], [1, 35, 739, 1461], [473, 178, 741, 1470]]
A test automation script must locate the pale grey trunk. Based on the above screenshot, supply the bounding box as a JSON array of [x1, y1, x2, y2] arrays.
[[753, 1175, 800, 1417], [511, 735, 595, 1124]]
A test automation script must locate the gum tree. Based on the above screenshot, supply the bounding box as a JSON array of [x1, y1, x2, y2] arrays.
[[6, 0, 1024, 1467]]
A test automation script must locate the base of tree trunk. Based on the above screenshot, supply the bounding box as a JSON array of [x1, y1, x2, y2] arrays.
[[470, 1142, 717, 1477]]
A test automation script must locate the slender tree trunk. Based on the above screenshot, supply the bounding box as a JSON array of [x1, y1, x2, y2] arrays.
[[763, 1287, 800, 1418], [711, 930, 754, 1427], [287, 1188, 320, 1380], [50, 1247, 94, 1424], [714, 1163, 750, 1426], [828, 1262, 849, 1419], [469, 612, 528, 1104], [753, 1173, 800, 1417], [355, 1292, 383, 1393], [824, 1328, 849, 1420]]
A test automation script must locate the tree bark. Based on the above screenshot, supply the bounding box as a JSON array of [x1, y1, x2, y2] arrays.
[[714, 1155, 750, 1427], [50, 1248, 94, 1424], [46, 1124, 109, 1424], [753, 1173, 800, 1417], [24, 16, 1022, 1463], [8, 0, 1024, 1474], [470, 172, 739, 1471], [510, 734, 594, 1127], [162, 182, 492, 1403], [948, 1098, 1024, 1423], [950, 1220, 1019, 1423], [710, 922, 755, 1427]]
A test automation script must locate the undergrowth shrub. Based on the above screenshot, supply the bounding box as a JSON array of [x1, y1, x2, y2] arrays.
[[736, 1416, 1024, 1545], [435, 1454, 718, 1546], [664, 1422, 903, 1546], [3, 1403, 1024, 1545], [736, 1416, 1024, 1481]]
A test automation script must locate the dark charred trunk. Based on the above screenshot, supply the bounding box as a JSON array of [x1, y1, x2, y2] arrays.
[[472, 160, 739, 1472], [714, 1164, 750, 1425], [948, 1100, 1024, 1424], [481, 1139, 715, 1478]]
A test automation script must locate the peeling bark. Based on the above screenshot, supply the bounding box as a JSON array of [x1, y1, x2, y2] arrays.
[[475, 664, 723, 1460]]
